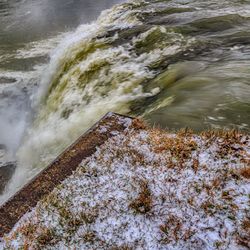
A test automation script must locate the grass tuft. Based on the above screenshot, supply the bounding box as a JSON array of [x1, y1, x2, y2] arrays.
[[237, 217, 250, 248], [131, 118, 147, 130], [36, 228, 58, 247], [160, 215, 183, 242], [129, 180, 152, 214], [239, 166, 250, 179]]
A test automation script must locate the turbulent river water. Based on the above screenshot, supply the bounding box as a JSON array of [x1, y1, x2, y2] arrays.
[[0, 0, 250, 203]]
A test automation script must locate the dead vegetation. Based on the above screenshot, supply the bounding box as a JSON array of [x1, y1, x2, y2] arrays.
[[36, 228, 58, 247], [129, 180, 152, 214], [160, 215, 189, 243], [6, 223, 59, 249], [148, 128, 198, 171], [18, 223, 37, 238], [1, 118, 249, 250], [237, 217, 250, 248], [152, 134, 197, 159], [200, 129, 246, 143], [239, 166, 250, 179], [200, 129, 249, 160], [79, 211, 98, 224], [82, 231, 96, 244], [131, 118, 147, 130], [110, 245, 133, 250]]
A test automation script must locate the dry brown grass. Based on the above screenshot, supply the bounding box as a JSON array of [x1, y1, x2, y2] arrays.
[[192, 158, 199, 173], [221, 190, 233, 201], [110, 245, 133, 250], [131, 118, 147, 130], [160, 215, 183, 242], [41, 192, 93, 236], [200, 199, 216, 215], [242, 218, 250, 232], [237, 217, 250, 248], [18, 223, 37, 238], [211, 176, 222, 189], [200, 130, 249, 161], [82, 231, 96, 244], [21, 241, 30, 250], [149, 129, 197, 170], [155, 136, 197, 159], [36, 228, 57, 247], [200, 129, 245, 142], [107, 133, 147, 166], [177, 128, 194, 137], [79, 211, 98, 224], [10, 225, 59, 249], [129, 180, 152, 214], [239, 166, 250, 179]]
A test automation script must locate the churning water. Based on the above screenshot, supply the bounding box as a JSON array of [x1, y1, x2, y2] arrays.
[[0, 0, 250, 203]]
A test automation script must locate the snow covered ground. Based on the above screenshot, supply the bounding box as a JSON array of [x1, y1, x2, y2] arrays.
[[0, 119, 249, 249]]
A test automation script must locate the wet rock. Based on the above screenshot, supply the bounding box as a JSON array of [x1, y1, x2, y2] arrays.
[[0, 77, 16, 85], [0, 162, 16, 194], [0, 144, 6, 150]]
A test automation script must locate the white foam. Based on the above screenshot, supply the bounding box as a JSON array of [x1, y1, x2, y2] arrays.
[[3, 0, 193, 201]]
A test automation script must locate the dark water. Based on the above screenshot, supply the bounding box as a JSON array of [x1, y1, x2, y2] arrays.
[[0, 0, 125, 43], [0, 0, 250, 203]]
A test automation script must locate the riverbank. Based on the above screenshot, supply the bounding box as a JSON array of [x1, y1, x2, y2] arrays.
[[0, 113, 249, 249]]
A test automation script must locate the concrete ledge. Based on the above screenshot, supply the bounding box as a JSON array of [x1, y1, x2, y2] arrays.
[[0, 112, 133, 237]]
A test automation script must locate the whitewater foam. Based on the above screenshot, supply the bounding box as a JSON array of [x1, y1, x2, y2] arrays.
[[0, 0, 192, 201]]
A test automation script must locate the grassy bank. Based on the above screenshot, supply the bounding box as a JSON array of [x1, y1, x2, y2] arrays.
[[1, 119, 249, 249]]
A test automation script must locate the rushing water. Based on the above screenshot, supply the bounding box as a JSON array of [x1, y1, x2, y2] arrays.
[[0, 0, 250, 203]]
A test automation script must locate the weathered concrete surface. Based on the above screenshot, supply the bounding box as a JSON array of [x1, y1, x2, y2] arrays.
[[0, 112, 133, 237]]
